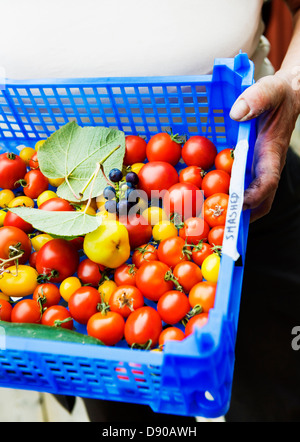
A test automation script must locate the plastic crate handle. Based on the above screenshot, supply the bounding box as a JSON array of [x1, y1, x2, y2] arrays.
[[222, 139, 249, 261]]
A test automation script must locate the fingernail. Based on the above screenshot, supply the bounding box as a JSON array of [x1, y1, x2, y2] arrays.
[[230, 99, 251, 121]]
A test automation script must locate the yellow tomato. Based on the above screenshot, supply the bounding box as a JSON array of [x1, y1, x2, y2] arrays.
[[8, 196, 35, 208], [96, 210, 118, 221], [0, 292, 10, 302], [95, 194, 106, 211], [81, 198, 98, 211], [31, 233, 53, 252], [36, 190, 57, 207], [130, 163, 145, 175], [133, 197, 148, 214], [142, 206, 168, 226], [35, 139, 46, 151], [84, 221, 130, 269], [60, 276, 82, 302], [201, 253, 220, 283], [0, 189, 15, 208], [48, 177, 65, 187], [0, 265, 39, 298], [19, 146, 36, 165], [98, 280, 117, 304], [76, 204, 97, 216], [152, 220, 178, 242], [0, 210, 6, 227]]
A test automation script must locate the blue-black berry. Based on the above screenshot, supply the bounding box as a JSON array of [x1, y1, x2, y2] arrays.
[[126, 171, 139, 186], [109, 168, 123, 183], [105, 200, 118, 213], [103, 186, 116, 200]]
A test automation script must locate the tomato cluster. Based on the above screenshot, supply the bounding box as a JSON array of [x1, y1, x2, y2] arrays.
[[0, 133, 234, 351]]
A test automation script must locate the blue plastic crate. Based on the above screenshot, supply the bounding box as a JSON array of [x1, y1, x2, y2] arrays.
[[0, 53, 256, 418]]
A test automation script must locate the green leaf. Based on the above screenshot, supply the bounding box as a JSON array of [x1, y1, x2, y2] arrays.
[[37, 122, 125, 202], [9, 207, 102, 238]]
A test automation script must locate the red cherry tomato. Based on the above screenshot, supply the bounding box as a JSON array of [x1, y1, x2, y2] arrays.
[[21, 169, 49, 199], [32, 283, 61, 309], [77, 258, 105, 287], [11, 299, 42, 324], [188, 281, 217, 313], [124, 135, 147, 166], [204, 193, 229, 227], [157, 290, 191, 325], [118, 214, 152, 250], [182, 136, 217, 170], [163, 182, 204, 221], [185, 313, 209, 337], [35, 238, 79, 283], [114, 263, 137, 286], [39, 197, 75, 212], [29, 152, 39, 170], [157, 236, 191, 268], [173, 261, 203, 293], [109, 285, 144, 318], [0, 152, 27, 190], [208, 225, 225, 246], [87, 311, 125, 346], [4, 210, 34, 234], [29, 251, 38, 268], [138, 161, 179, 199], [0, 299, 13, 321], [191, 241, 213, 266], [0, 226, 32, 265], [179, 217, 210, 244], [69, 236, 84, 251], [68, 286, 101, 325], [179, 166, 204, 189], [158, 327, 185, 348], [124, 306, 162, 348], [132, 243, 158, 268], [41, 305, 73, 330], [146, 132, 182, 166], [201, 169, 231, 198], [135, 261, 173, 301], [215, 148, 234, 175]]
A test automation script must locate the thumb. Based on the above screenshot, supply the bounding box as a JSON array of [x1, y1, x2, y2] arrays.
[[230, 75, 286, 122]]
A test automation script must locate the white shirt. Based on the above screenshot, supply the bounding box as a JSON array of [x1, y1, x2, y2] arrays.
[[0, 0, 272, 79]]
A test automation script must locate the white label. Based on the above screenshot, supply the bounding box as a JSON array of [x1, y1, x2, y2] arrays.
[[222, 139, 249, 261]]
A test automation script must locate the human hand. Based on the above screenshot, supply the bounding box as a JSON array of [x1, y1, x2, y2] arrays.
[[230, 72, 300, 222]]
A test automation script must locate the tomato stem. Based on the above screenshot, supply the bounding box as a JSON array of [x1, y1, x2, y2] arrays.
[[37, 269, 59, 284], [97, 300, 110, 315], [181, 304, 203, 326], [167, 128, 187, 145], [0, 245, 25, 273], [211, 245, 222, 257], [164, 270, 184, 292], [131, 339, 153, 350], [54, 317, 73, 327], [170, 212, 184, 229], [14, 179, 28, 188]]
